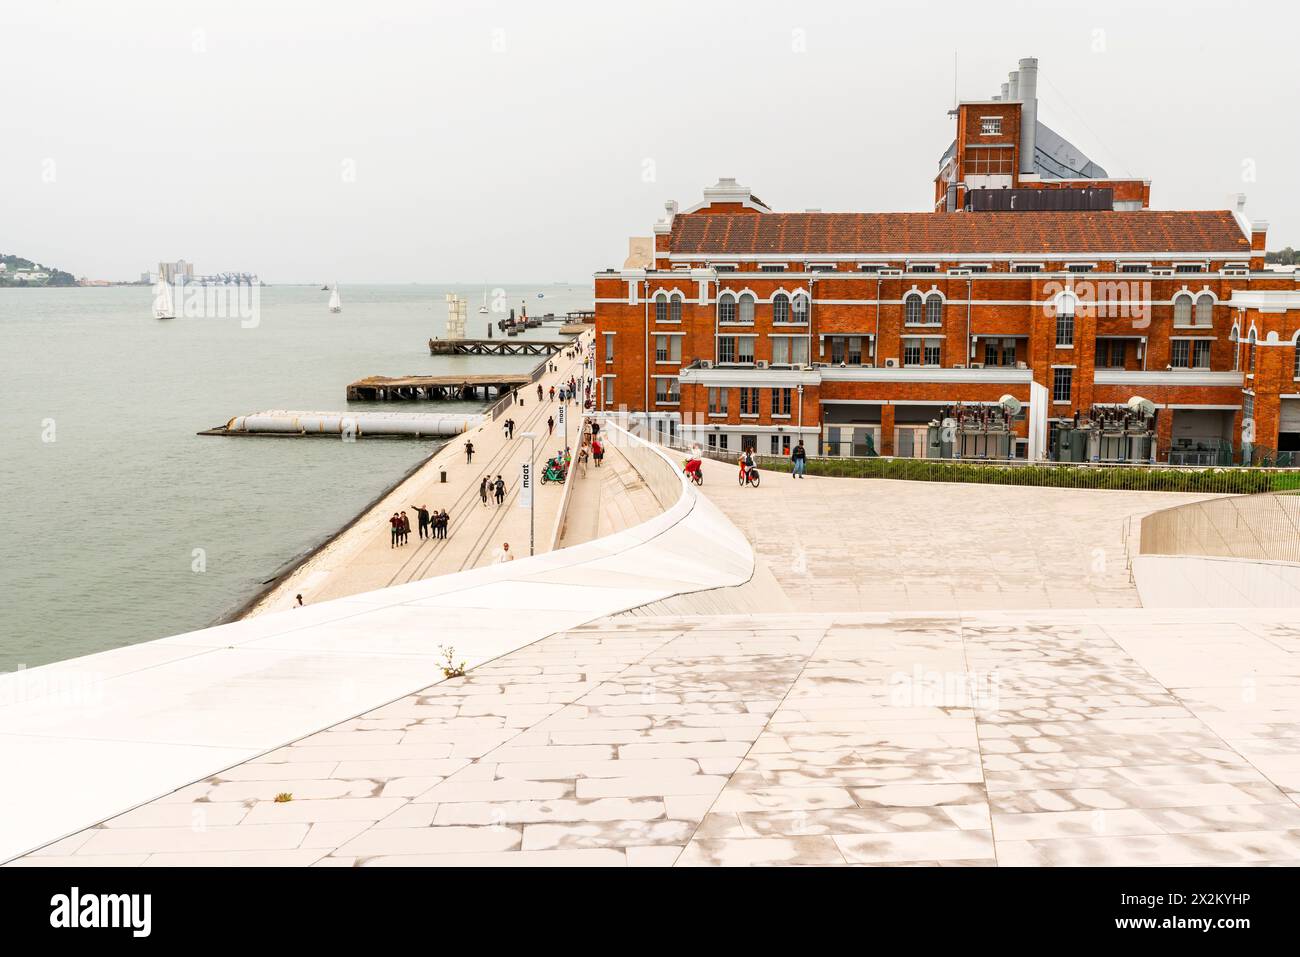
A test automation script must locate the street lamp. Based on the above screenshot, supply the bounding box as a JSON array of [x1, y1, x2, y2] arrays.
[[519, 431, 537, 556]]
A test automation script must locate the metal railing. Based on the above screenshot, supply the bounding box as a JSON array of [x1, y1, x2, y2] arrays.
[[1139, 490, 1300, 562]]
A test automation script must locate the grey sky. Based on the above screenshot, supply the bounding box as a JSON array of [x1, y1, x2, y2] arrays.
[[2, 0, 1295, 283]]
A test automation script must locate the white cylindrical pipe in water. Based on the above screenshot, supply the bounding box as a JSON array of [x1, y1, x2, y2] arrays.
[[226, 410, 484, 437]]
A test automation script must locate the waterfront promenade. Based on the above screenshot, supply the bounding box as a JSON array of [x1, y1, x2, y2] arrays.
[[249, 333, 593, 614]]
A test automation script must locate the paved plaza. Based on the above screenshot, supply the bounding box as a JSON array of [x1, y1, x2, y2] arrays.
[[16, 605, 1300, 867], [12, 464, 1300, 867], [697, 467, 1211, 611]]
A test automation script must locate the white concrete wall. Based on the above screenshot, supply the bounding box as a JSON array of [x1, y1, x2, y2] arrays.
[[1133, 554, 1300, 608]]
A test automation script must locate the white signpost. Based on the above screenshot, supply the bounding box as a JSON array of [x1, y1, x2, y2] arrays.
[[557, 402, 567, 452], [519, 461, 533, 508], [519, 453, 535, 556]]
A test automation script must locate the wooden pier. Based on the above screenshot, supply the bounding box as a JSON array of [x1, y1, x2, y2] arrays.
[[427, 338, 569, 357], [346, 373, 530, 402]]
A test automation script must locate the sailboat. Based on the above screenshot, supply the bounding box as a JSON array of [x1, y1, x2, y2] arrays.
[[478, 288, 488, 314], [328, 284, 342, 314], [152, 277, 175, 320]]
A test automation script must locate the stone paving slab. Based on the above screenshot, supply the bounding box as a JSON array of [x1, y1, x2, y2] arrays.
[[15, 607, 1300, 867], [697, 473, 1213, 612]]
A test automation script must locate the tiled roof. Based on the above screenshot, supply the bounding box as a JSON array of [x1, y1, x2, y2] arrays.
[[668, 210, 1250, 256]]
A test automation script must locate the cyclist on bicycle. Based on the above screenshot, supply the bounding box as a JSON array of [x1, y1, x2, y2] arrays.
[[738, 446, 757, 484]]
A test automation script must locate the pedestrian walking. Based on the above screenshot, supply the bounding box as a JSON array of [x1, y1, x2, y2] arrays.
[[494, 475, 505, 505], [592, 438, 604, 467], [389, 512, 402, 548], [464, 439, 475, 464], [547, 415, 555, 436], [493, 542, 514, 563], [438, 509, 449, 539], [479, 476, 489, 506], [413, 503, 431, 539], [792, 440, 807, 479], [399, 512, 411, 546], [537, 384, 543, 402], [549, 385, 556, 402]]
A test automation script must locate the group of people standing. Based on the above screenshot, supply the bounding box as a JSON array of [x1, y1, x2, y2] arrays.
[[479, 474, 507, 506], [390, 506, 450, 546]]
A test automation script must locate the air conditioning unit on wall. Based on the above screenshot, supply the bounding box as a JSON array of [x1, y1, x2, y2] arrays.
[[755, 359, 769, 369], [884, 357, 899, 368], [698, 359, 713, 369]]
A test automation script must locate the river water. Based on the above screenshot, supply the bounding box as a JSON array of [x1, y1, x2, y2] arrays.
[[0, 282, 591, 670]]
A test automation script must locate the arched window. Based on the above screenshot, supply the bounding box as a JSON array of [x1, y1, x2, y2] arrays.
[[925, 293, 943, 325], [791, 292, 810, 321], [718, 292, 736, 323], [654, 293, 668, 323], [738, 293, 755, 324], [1249, 331, 1257, 372], [1230, 325, 1240, 371], [1195, 294, 1213, 327], [1173, 293, 1193, 325], [904, 293, 923, 324], [773, 293, 790, 323], [669, 293, 682, 322]]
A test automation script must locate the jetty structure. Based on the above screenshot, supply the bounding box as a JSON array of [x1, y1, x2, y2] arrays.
[[345, 372, 529, 402], [427, 338, 569, 356]]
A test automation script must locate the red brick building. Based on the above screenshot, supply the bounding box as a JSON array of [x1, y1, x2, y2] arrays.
[[594, 59, 1300, 464]]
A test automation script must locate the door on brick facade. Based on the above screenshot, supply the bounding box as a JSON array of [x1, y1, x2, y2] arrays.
[[1280, 399, 1300, 453], [895, 426, 930, 458]]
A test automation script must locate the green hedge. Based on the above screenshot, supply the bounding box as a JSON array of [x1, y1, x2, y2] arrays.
[[758, 455, 1286, 494]]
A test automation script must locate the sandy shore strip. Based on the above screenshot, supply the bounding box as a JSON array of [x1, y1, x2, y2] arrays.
[[242, 331, 593, 617]]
